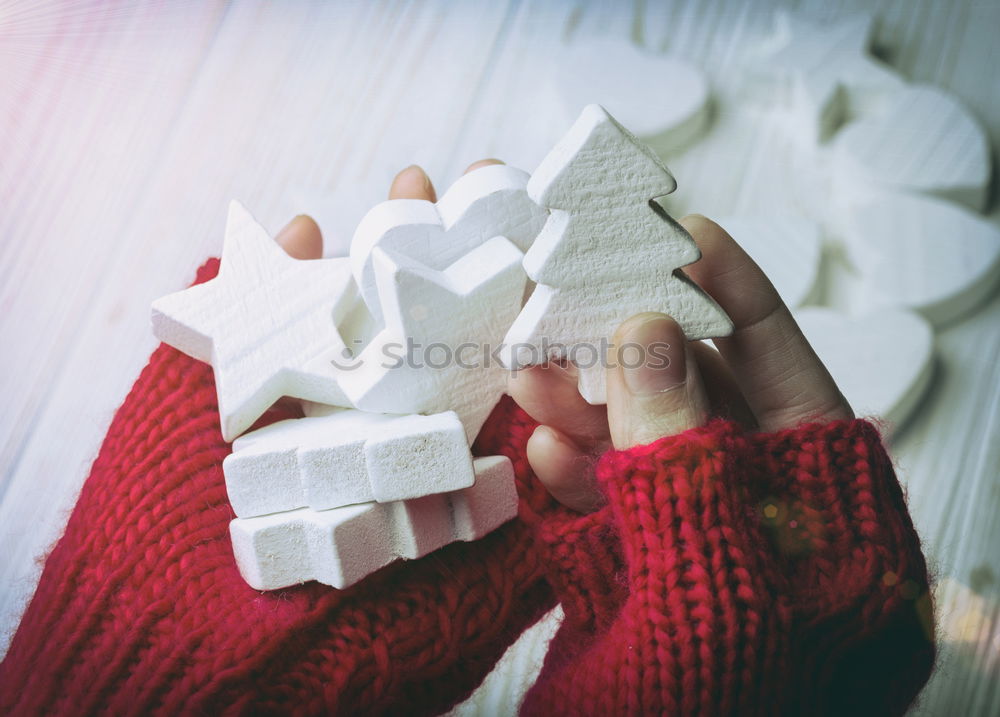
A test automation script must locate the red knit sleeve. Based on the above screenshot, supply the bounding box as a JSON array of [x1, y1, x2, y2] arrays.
[[520, 419, 935, 717], [0, 260, 556, 716], [750, 420, 936, 715]]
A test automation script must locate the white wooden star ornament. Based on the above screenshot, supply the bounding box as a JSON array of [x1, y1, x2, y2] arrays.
[[152, 200, 358, 441], [350, 163, 545, 322], [756, 11, 904, 144], [337, 236, 527, 443]]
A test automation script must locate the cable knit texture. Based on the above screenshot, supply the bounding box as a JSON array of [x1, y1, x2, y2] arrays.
[[519, 419, 935, 716], [0, 259, 934, 715]]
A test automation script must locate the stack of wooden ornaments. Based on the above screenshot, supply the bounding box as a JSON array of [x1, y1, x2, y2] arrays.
[[153, 12, 999, 591], [152, 105, 731, 591]]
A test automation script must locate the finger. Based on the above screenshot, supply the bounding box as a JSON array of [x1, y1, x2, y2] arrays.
[[463, 158, 504, 174], [275, 215, 323, 260], [680, 215, 853, 430], [690, 342, 757, 428], [527, 425, 603, 513], [389, 164, 436, 201], [606, 313, 708, 449], [507, 362, 610, 446]]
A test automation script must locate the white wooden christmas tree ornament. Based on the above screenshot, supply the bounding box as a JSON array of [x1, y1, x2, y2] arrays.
[[715, 215, 822, 308], [755, 11, 904, 144], [833, 85, 992, 212], [224, 408, 475, 518], [795, 307, 934, 433], [551, 38, 710, 154], [151, 201, 358, 440], [842, 193, 1000, 327], [351, 164, 546, 322], [502, 104, 732, 404], [338, 236, 527, 442], [230, 454, 517, 590]]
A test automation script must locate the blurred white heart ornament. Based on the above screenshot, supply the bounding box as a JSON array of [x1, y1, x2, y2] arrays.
[[795, 307, 934, 433]]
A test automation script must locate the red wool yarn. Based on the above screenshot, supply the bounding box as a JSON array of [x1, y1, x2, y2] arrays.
[[0, 260, 934, 715]]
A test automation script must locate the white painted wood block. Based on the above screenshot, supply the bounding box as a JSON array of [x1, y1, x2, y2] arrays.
[[230, 454, 517, 590], [842, 193, 1000, 326], [715, 215, 822, 308], [151, 201, 358, 440], [224, 408, 475, 518], [363, 413, 474, 502], [387, 491, 455, 559], [754, 11, 905, 144], [351, 163, 546, 323], [503, 104, 732, 404], [340, 236, 528, 442], [795, 307, 935, 432], [833, 85, 992, 212], [451, 455, 519, 541], [551, 38, 710, 154]]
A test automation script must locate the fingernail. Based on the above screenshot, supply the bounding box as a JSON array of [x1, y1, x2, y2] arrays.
[[465, 158, 506, 173], [276, 214, 307, 241], [620, 315, 685, 396], [402, 164, 432, 190]]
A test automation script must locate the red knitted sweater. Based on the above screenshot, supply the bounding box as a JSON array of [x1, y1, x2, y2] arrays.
[[0, 259, 934, 715]]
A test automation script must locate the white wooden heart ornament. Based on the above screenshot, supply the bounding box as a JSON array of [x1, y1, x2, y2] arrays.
[[350, 163, 546, 322], [550, 38, 710, 154], [842, 193, 1000, 327], [795, 307, 934, 432], [833, 85, 992, 212]]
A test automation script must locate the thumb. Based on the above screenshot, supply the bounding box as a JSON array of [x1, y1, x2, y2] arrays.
[[606, 313, 709, 450]]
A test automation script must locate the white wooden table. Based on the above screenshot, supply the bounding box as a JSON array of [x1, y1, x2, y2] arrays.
[[2, 1, 998, 714]]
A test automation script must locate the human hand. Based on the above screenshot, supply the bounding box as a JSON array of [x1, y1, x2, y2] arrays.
[[271, 157, 504, 257], [509, 214, 854, 513]]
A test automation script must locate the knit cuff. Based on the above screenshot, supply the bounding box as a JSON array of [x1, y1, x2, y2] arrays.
[[528, 502, 627, 633], [522, 420, 789, 715], [522, 418, 934, 716], [749, 419, 935, 715]]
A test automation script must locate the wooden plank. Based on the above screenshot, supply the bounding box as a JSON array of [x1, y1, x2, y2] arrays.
[[0, 0, 230, 494]]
